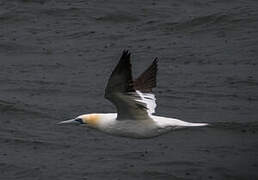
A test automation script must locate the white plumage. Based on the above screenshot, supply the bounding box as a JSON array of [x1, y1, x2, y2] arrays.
[[135, 90, 156, 115], [58, 50, 208, 138]]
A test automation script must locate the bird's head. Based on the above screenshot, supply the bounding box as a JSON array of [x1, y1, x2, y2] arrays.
[[57, 114, 100, 128]]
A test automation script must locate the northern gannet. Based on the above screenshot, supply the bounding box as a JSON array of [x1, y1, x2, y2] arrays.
[[58, 50, 208, 138]]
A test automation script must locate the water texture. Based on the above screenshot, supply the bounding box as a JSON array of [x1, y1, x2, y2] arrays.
[[0, 0, 258, 179]]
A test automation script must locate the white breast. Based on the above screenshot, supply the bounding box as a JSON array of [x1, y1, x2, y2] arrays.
[[93, 113, 207, 138]]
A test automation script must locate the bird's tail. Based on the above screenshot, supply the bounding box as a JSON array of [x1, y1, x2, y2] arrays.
[[181, 122, 209, 127], [190, 122, 208, 126]]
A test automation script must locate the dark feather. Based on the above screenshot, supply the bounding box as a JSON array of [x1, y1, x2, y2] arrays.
[[104, 50, 158, 120], [133, 58, 158, 93], [105, 50, 135, 98]]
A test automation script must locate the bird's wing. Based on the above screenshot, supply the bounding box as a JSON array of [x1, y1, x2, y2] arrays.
[[104, 50, 158, 121], [133, 58, 157, 115], [133, 58, 158, 93]]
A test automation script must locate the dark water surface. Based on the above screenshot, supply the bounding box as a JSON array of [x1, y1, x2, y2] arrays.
[[1, 0, 258, 179]]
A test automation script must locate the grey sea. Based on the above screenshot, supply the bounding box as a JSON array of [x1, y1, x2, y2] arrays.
[[0, 0, 258, 179]]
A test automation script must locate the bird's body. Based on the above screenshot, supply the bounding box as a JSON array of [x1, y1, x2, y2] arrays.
[[76, 113, 207, 138], [58, 50, 208, 138]]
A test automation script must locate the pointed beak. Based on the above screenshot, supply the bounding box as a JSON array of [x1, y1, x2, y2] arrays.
[[57, 119, 81, 125]]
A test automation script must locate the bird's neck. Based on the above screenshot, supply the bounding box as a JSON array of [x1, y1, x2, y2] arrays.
[[85, 113, 117, 128]]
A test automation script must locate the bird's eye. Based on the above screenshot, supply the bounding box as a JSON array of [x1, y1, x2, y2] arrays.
[[75, 118, 84, 124]]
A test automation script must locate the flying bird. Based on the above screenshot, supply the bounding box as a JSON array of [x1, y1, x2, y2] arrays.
[[58, 50, 208, 138]]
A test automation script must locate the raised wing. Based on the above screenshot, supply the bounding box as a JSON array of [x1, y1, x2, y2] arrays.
[[133, 58, 157, 115], [134, 58, 158, 93], [104, 50, 158, 121]]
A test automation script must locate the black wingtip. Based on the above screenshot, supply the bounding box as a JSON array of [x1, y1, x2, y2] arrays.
[[153, 57, 158, 64], [120, 50, 131, 63], [122, 49, 131, 57], [123, 49, 129, 53]]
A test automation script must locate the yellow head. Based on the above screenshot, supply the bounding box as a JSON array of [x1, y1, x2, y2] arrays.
[[57, 113, 101, 128], [78, 114, 100, 127]]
